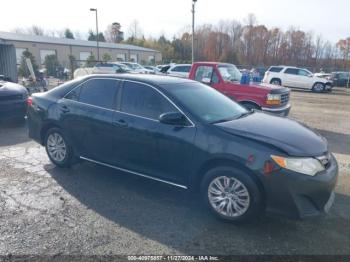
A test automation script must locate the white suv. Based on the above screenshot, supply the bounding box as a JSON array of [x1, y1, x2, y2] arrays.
[[166, 64, 192, 78], [263, 66, 333, 92]]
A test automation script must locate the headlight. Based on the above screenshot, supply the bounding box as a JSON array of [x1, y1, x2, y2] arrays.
[[266, 94, 281, 105], [271, 155, 325, 176]]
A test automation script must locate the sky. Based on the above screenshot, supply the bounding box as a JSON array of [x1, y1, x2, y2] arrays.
[[1, 0, 349, 43]]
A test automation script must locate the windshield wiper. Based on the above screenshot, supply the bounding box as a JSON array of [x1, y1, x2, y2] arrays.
[[210, 117, 236, 124], [237, 110, 254, 119]]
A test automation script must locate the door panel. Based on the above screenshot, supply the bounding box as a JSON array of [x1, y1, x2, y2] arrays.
[[59, 78, 120, 160], [108, 80, 197, 184]]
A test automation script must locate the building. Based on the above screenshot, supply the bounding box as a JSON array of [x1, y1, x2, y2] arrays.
[[0, 31, 162, 72], [0, 39, 17, 82]]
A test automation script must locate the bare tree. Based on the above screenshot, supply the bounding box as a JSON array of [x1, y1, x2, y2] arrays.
[[127, 20, 143, 39]]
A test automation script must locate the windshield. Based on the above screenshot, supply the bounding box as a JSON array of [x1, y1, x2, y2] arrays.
[[132, 64, 143, 70], [163, 82, 248, 124], [119, 64, 131, 71], [218, 65, 242, 82]]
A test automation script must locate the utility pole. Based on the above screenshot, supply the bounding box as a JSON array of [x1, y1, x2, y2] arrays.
[[191, 0, 197, 64], [90, 8, 100, 61]]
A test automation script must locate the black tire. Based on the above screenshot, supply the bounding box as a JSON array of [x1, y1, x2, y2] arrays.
[[312, 83, 325, 93], [240, 102, 260, 111], [44, 127, 74, 168], [200, 166, 264, 223], [270, 78, 281, 86], [325, 84, 333, 92]]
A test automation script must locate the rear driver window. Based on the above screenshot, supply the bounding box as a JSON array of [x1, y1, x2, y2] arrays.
[[121, 81, 177, 120], [269, 67, 283, 73], [78, 79, 118, 110]]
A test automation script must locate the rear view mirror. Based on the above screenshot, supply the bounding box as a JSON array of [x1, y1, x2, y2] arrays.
[[202, 77, 211, 84], [159, 112, 187, 126]]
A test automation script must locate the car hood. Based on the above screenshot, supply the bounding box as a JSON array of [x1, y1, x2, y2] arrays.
[[215, 112, 328, 157], [229, 82, 289, 93], [313, 76, 328, 83], [0, 82, 28, 95]]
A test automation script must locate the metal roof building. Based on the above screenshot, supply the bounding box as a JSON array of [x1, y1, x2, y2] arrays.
[[0, 31, 162, 78]]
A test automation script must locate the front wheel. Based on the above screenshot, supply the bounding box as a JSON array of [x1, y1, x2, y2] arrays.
[[312, 83, 325, 93], [201, 166, 264, 223], [45, 128, 74, 168]]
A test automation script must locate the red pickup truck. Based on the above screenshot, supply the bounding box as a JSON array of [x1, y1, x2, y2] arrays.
[[188, 62, 291, 116]]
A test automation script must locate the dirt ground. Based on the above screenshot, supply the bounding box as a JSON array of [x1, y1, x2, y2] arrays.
[[0, 87, 349, 256]]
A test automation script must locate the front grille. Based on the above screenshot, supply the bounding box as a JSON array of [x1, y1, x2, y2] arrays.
[[281, 93, 290, 105], [0, 94, 24, 102]]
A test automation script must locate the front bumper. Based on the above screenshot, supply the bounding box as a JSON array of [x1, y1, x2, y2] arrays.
[[262, 103, 291, 117], [264, 154, 338, 219]]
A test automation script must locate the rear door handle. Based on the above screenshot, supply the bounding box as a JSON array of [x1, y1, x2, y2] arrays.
[[113, 119, 128, 127], [60, 105, 70, 113]]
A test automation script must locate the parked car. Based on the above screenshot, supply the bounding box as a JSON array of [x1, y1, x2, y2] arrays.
[[330, 72, 350, 87], [73, 68, 94, 79], [120, 62, 153, 74], [166, 64, 192, 78], [93, 62, 132, 74], [0, 81, 28, 122], [314, 73, 331, 79], [27, 74, 338, 222], [143, 66, 160, 74], [189, 62, 291, 116], [263, 66, 333, 92]]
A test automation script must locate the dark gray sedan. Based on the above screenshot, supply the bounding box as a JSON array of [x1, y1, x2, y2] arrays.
[[27, 74, 338, 222], [0, 81, 28, 122]]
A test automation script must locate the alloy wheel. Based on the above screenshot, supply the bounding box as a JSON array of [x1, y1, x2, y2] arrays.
[[208, 176, 250, 218], [46, 133, 67, 163], [314, 83, 324, 92]]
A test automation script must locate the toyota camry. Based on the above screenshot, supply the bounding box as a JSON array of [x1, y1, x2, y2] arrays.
[[27, 74, 338, 222]]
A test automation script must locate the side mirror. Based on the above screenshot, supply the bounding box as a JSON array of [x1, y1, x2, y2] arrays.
[[202, 77, 211, 84], [159, 112, 187, 126]]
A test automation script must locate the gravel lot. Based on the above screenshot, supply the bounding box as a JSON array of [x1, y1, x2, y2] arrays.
[[0, 87, 350, 256]]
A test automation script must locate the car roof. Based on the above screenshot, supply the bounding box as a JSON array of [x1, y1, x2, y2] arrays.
[[194, 62, 236, 66], [172, 64, 192, 67], [82, 74, 195, 86]]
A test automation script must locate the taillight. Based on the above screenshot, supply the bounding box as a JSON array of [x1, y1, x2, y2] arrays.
[[27, 97, 33, 107]]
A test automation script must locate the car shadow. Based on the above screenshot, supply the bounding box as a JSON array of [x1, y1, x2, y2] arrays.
[[0, 118, 31, 147], [316, 129, 350, 155], [47, 162, 350, 254]]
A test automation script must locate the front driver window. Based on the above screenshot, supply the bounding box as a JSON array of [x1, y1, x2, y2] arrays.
[[299, 69, 311, 76], [218, 65, 242, 82], [121, 81, 177, 120]]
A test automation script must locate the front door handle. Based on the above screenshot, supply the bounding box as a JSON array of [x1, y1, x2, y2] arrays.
[[113, 119, 128, 127]]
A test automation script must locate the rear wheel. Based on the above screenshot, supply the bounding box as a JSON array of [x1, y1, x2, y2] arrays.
[[270, 78, 281, 86], [201, 166, 264, 223], [312, 83, 325, 93], [45, 128, 74, 168]]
